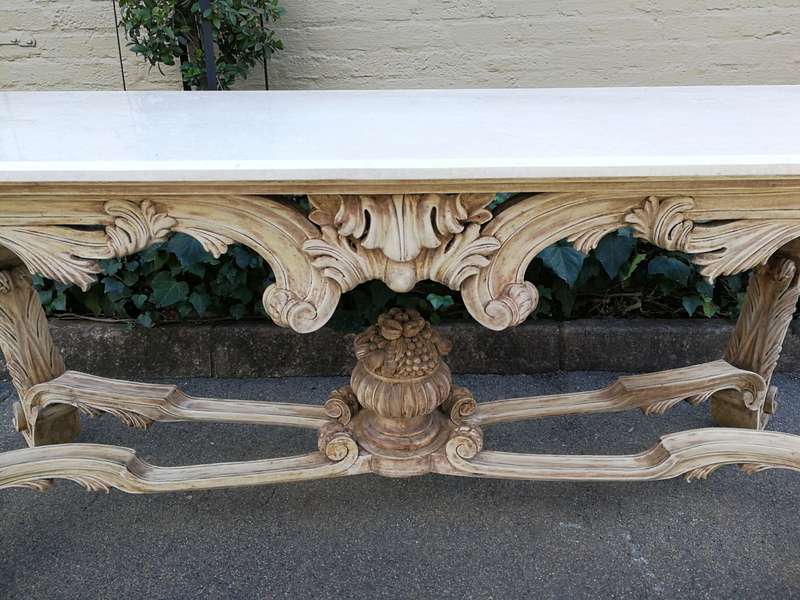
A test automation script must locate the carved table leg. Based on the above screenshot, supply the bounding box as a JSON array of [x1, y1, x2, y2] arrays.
[[0, 267, 79, 446], [710, 254, 800, 429]]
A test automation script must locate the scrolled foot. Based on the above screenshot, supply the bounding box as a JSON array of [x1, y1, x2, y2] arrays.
[[324, 386, 360, 425], [445, 425, 484, 461], [317, 422, 359, 462], [441, 385, 478, 425]]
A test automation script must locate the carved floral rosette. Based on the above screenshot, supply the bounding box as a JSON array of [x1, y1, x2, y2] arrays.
[[350, 308, 453, 418]]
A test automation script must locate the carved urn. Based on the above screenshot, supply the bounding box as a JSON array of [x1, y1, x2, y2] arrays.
[[350, 308, 454, 463]]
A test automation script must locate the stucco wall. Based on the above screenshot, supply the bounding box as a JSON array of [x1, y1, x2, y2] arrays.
[[1, 1, 799, 91]]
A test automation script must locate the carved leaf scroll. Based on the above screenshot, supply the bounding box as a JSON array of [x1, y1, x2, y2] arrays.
[[464, 191, 800, 330], [305, 193, 500, 294], [105, 200, 176, 256]]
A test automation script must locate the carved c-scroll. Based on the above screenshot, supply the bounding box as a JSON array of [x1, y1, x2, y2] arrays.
[[0, 196, 340, 333], [464, 192, 800, 331]]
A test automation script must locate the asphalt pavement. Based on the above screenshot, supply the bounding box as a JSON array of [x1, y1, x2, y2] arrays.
[[1, 372, 799, 600]]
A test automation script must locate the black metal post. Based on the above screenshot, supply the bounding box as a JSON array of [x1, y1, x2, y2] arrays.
[[198, 0, 219, 90]]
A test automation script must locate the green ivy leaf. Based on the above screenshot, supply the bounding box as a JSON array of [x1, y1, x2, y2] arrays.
[[131, 294, 149, 309], [702, 299, 719, 318], [648, 256, 691, 286], [150, 271, 190, 307], [100, 259, 122, 276], [695, 279, 714, 300], [594, 232, 636, 279], [167, 233, 211, 268], [37, 288, 54, 305], [539, 242, 585, 286], [189, 291, 211, 317], [103, 277, 129, 297], [427, 293, 454, 311], [682, 294, 703, 316], [229, 246, 254, 269], [137, 312, 155, 328], [621, 252, 647, 281], [51, 292, 67, 312]]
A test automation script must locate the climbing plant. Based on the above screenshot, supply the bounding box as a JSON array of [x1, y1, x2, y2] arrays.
[[32, 195, 746, 330]]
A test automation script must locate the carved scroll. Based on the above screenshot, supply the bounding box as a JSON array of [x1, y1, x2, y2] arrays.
[[0, 196, 340, 333], [467, 360, 765, 425], [464, 192, 800, 330]]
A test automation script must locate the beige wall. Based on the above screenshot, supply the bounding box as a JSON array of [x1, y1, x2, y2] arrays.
[[2, 1, 799, 91]]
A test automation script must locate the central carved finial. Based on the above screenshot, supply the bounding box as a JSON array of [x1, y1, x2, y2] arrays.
[[351, 308, 453, 419], [357, 308, 451, 379]]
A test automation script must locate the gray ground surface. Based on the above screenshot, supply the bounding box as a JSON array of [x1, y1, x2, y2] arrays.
[[2, 373, 800, 600]]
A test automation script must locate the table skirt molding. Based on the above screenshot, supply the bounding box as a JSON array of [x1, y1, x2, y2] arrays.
[[3, 183, 800, 492]]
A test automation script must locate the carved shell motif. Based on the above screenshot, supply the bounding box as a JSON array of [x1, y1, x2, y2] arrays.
[[350, 308, 453, 418]]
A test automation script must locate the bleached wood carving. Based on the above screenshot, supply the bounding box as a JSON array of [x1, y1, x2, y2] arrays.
[[2, 184, 800, 494], [0, 439, 364, 493], [304, 193, 501, 293], [0, 267, 80, 446], [22, 370, 330, 433], [466, 360, 765, 425], [437, 428, 800, 482], [710, 254, 800, 429], [463, 191, 800, 330]]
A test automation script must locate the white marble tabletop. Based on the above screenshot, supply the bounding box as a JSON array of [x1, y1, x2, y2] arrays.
[[1, 86, 799, 182]]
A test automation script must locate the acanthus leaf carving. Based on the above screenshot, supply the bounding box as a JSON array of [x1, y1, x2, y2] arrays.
[[624, 195, 694, 252], [105, 199, 177, 256], [622, 195, 800, 282], [0, 199, 177, 291], [305, 193, 500, 294], [0, 227, 108, 291]]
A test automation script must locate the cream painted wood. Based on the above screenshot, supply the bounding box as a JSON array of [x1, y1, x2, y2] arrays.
[[466, 360, 766, 426], [434, 429, 800, 482], [1, 186, 800, 491], [22, 371, 331, 432]]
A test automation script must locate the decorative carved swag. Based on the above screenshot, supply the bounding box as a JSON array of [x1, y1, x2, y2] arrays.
[[2, 191, 800, 332]]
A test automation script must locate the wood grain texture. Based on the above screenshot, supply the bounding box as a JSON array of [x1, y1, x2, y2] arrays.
[[0, 439, 365, 493], [1, 180, 800, 493], [0, 267, 79, 446], [711, 254, 800, 429], [466, 360, 765, 426], [23, 371, 330, 431], [436, 428, 800, 482], [3, 188, 800, 332]]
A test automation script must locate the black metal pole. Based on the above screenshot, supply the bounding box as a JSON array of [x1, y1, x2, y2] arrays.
[[111, 0, 127, 90], [198, 0, 218, 90]]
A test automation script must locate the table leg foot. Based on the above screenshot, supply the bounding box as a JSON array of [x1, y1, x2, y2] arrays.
[[711, 254, 800, 429], [0, 267, 79, 446]]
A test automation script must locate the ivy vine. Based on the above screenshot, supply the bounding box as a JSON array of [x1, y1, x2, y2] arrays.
[[32, 195, 746, 331]]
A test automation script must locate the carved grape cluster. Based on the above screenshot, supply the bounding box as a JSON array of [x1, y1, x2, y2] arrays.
[[355, 308, 451, 379]]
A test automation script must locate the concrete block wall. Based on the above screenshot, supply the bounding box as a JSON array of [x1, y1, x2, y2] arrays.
[[2, 1, 799, 91]]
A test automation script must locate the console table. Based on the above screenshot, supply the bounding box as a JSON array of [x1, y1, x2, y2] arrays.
[[2, 87, 800, 491]]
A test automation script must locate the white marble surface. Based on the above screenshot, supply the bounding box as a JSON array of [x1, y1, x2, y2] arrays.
[[1, 87, 800, 182]]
